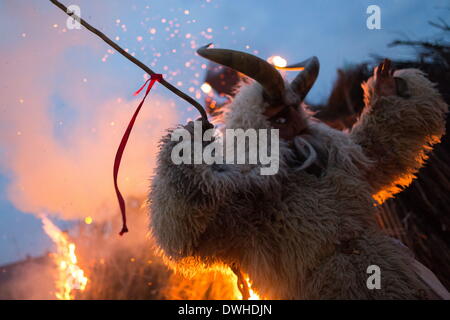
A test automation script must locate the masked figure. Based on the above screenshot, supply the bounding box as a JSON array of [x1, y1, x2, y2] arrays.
[[149, 45, 448, 299]]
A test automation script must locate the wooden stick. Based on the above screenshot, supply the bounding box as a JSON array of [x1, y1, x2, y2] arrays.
[[49, 0, 209, 122]]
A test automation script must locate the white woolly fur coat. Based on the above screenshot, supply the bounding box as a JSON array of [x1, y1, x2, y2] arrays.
[[149, 69, 449, 299]]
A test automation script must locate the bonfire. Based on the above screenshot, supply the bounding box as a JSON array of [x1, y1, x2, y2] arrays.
[[41, 216, 88, 300]]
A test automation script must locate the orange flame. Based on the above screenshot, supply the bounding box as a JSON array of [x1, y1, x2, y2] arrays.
[[244, 277, 261, 300], [267, 55, 287, 68], [41, 216, 88, 300]]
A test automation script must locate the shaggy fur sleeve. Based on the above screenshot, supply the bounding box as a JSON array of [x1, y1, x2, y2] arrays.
[[350, 69, 448, 203], [149, 123, 279, 262]]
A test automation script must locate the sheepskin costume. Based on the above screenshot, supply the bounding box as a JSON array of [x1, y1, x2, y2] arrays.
[[149, 65, 448, 299]]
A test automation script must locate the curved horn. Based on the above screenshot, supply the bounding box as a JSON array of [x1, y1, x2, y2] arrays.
[[278, 56, 319, 100], [197, 44, 285, 103]]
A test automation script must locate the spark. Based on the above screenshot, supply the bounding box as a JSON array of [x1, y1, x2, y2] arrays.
[[84, 216, 93, 225]]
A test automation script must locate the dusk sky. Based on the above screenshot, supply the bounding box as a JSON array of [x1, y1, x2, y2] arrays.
[[0, 0, 447, 265]]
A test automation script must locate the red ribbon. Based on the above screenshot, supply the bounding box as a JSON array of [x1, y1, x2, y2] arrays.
[[114, 74, 163, 236]]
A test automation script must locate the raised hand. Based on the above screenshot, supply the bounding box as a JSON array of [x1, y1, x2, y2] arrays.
[[373, 58, 397, 97]]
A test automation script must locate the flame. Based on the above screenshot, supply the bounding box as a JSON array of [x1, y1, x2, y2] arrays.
[[41, 216, 88, 300], [245, 277, 261, 300], [267, 55, 287, 68]]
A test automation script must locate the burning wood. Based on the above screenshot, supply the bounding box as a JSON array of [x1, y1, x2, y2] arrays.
[[41, 216, 88, 300]]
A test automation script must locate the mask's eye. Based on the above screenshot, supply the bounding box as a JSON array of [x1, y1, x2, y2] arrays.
[[274, 117, 287, 124]]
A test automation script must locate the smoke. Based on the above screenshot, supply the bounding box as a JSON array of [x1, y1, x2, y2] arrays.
[[0, 256, 55, 299], [0, 2, 251, 301], [0, 2, 179, 223]]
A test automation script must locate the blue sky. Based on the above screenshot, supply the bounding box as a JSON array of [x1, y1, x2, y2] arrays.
[[0, 0, 447, 265]]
